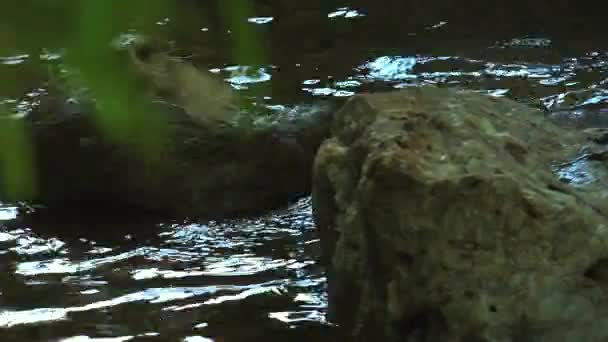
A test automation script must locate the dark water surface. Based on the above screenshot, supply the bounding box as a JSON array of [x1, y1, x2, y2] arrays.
[[2, 1, 608, 341], [0, 199, 330, 341]]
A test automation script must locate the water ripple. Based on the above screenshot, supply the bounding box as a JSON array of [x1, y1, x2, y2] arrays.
[[0, 198, 327, 339]]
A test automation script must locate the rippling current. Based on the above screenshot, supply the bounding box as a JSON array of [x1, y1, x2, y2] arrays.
[[1, 1, 608, 341], [0, 199, 330, 341]]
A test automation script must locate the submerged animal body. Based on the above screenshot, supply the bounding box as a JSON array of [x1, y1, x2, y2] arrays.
[[128, 39, 239, 127]]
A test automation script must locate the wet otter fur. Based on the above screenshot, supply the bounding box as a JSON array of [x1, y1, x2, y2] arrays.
[[23, 36, 338, 219], [128, 38, 239, 127]]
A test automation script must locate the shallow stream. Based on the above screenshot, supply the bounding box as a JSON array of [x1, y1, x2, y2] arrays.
[[1, 1, 607, 341]]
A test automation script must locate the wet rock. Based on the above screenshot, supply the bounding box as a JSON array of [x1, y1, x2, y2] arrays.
[[19, 97, 334, 220], [312, 86, 608, 341]]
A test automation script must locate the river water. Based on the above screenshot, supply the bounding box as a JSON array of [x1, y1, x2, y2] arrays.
[[1, 1, 607, 341]]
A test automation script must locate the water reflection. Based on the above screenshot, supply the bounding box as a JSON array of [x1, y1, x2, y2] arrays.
[[0, 206, 18, 221], [60, 334, 160, 341], [327, 7, 366, 19], [0, 198, 328, 340], [248, 17, 274, 24], [2, 1, 608, 341], [499, 37, 552, 48], [555, 157, 596, 185], [183, 337, 214, 342], [358, 56, 417, 80], [290, 49, 608, 126], [225, 67, 273, 89], [0, 55, 29, 65]]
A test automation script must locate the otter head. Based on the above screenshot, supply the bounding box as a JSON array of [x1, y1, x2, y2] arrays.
[[127, 37, 178, 97], [132, 41, 155, 64], [128, 37, 171, 70], [122, 35, 239, 128]]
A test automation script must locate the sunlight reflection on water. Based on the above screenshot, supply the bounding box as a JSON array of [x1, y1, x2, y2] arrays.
[[0, 198, 326, 340], [1, 3, 608, 340]]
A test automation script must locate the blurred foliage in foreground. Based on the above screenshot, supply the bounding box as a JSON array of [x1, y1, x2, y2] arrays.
[[0, 0, 264, 201]]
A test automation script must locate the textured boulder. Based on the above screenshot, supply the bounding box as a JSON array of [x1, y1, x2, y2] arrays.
[[313, 87, 608, 341]]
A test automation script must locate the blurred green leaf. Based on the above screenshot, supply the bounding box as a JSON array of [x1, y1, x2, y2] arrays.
[[0, 116, 35, 200], [220, 0, 266, 65], [0, 0, 269, 200], [66, 0, 174, 155]]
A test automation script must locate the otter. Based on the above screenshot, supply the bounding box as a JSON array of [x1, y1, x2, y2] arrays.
[[127, 37, 239, 127]]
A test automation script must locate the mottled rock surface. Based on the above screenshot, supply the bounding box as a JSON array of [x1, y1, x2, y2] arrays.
[[313, 87, 608, 341]]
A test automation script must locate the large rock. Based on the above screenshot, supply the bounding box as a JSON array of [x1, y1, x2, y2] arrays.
[[313, 86, 608, 341]]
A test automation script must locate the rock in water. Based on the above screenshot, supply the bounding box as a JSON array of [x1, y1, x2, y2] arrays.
[[313, 86, 608, 341]]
